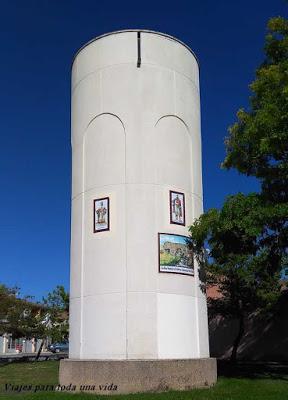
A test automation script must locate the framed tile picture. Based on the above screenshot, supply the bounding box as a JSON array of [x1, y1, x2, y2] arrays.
[[158, 233, 194, 276], [93, 197, 110, 233], [170, 190, 185, 226]]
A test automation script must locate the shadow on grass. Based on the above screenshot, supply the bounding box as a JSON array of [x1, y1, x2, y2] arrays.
[[218, 359, 288, 381]]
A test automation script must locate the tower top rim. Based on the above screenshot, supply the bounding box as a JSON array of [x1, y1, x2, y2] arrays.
[[72, 30, 199, 67]]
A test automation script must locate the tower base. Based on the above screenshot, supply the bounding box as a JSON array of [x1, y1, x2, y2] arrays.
[[59, 358, 217, 394]]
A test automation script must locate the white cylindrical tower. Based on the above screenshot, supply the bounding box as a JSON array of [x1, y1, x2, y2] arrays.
[[61, 30, 216, 392]]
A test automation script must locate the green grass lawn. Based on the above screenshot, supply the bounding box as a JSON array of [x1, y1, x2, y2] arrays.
[[0, 360, 288, 400]]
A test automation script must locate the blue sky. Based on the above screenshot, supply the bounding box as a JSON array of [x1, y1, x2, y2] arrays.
[[0, 0, 287, 300]]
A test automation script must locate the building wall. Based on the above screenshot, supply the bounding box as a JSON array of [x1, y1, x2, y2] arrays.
[[209, 293, 288, 361], [70, 31, 209, 360]]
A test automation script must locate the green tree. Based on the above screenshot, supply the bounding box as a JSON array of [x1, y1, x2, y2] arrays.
[[0, 284, 48, 353], [190, 17, 288, 362], [0, 284, 20, 336], [190, 194, 284, 362], [0, 283, 69, 358], [42, 285, 69, 343], [223, 16, 288, 261], [33, 285, 69, 359]]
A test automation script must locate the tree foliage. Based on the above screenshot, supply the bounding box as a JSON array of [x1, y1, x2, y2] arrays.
[[0, 284, 46, 339], [191, 194, 283, 315], [223, 16, 288, 279], [0, 284, 69, 345], [223, 17, 288, 203], [42, 285, 69, 343], [190, 17, 288, 362]]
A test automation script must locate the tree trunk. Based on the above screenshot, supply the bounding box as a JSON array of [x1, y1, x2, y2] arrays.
[[230, 313, 244, 363], [35, 339, 44, 360]]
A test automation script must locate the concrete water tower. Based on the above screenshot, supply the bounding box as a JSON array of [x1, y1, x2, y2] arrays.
[[60, 30, 216, 393]]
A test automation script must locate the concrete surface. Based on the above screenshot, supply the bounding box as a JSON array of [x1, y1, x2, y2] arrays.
[[59, 358, 217, 394]]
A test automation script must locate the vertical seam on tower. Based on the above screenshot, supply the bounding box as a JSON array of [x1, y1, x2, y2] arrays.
[[137, 32, 141, 68], [193, 189, 201, 357], [80, 148, 85, 359], [173, 70, 176, 114], [100, 70, 103, 112], [125, 74, 128, 359], [125, 134, 128, 360]]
